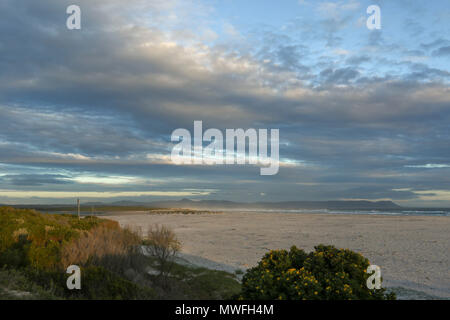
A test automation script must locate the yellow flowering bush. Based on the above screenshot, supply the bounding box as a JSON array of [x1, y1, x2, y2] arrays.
[[240, 245, 395, 300]]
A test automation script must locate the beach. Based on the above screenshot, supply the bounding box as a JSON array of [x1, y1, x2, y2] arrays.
[[103, 211, 450, 298]]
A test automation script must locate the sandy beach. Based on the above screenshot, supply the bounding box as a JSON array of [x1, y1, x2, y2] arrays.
[[103, 211, 450, 298]]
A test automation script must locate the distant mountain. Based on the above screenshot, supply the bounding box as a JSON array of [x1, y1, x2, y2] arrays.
[[6, 199, 403, 211], [92, 199, 402, 210], [146, 199, 403, 210]]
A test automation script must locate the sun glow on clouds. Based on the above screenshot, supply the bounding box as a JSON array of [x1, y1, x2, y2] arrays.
[[413, 190, 450, 201], [69, 175, 144, 185], [405, 164, 450, 169], [393, 188, 450, 201], [50, 153, 91, 161]]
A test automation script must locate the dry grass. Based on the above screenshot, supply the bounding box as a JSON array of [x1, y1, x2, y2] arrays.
[[61, 225, 142, 272], [12, 228, 28, 240], [60, 222, 182, 290]]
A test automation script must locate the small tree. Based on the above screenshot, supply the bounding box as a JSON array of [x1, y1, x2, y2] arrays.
[[143, 224, 181, 280]]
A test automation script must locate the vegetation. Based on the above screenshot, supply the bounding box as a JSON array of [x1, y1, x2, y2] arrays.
[[0, 207, 103, 269], [0, 207, 238, 300], [0, 267, 58, 300], [15, 205, 219, 216], [143, 224, 181, 280], [239, 245, 396, 300], [143, 256, 241, 299], [12, 206, 156, 213]]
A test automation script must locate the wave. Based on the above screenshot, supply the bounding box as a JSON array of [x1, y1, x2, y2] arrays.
[[223, 208, 450, 217]]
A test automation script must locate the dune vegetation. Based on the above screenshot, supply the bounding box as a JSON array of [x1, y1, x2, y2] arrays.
[[0, 207, 239, 299]]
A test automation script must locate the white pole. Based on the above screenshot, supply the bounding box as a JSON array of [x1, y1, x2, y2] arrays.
[[77, 198, 80, 219]]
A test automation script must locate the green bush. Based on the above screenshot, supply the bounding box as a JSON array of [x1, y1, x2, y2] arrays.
[[23, 266, 155, 300], [67, 266, 155, 300], [240, 245, 395, 300], [0, 207, 107, 270], [0, 267, 60, 299]]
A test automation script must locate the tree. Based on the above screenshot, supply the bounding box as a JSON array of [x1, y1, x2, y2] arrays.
[[143, 224, 181, 283]]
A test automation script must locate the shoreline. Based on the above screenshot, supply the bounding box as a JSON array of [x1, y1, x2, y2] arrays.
[[102, 210, 450, 299]]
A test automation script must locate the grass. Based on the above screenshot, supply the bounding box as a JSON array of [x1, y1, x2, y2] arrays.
[[145, 256, 241, 299], [0, 267, 59, 300], [0, 259, 241, 300]]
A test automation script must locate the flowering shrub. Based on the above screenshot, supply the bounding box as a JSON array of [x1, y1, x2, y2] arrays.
[[240, 245, 395, 300]]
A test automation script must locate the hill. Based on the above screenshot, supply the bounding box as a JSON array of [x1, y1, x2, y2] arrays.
[[8, 199, 403, 212]]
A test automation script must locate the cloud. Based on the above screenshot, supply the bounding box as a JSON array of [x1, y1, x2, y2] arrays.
[[0, 174, 72, 186], [420, 38, 450, 51], [432, 46, 450, 56], [319, 67, 360, 84], [0, 0, 449, 204], [0, 190, 212, 199], [405, 164, 450, 169], [346, 55, 371, 65], [411, 190, 450, 201]]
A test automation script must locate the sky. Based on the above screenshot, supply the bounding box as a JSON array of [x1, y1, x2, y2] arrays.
[[0, 0, 449, 206]]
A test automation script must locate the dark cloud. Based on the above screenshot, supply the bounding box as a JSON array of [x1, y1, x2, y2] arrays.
[[346, 55, 371, 66], [420, 38, 450, 51], [0, 174, 72, 186], [319, 67, 360, 84], [432, 46, 450, 57]]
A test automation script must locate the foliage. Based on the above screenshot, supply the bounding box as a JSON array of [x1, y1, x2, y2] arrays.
[[240, 245, 396, 300], [143, 224, 181, 278], [147, 256, 241, 299], [0, 207, 155, 299], [0, 207, 103, 269], [61, 225, 141, 270], [0, 267, 59, 299], [21, 265, 155, 300], [0, 207, 238, 300]]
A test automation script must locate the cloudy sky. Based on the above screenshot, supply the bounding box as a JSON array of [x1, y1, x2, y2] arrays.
[[0, 0, 449, 206]]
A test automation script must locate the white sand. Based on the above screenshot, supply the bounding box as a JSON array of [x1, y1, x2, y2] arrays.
[[103, 211, 450, 298]]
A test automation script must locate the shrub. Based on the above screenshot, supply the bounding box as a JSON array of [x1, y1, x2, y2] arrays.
[[0, 266, 60, 299], [240, 245, 396, 300], [69, 266, 155, 300], [0, 207, 156, 299], [143, 224, 181, 278], [22, 266, 155, 300], [60, 225, 141, 272], [0, 207, 102, 269]]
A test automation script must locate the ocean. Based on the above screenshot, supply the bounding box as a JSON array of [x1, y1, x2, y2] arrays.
[[221, 208, 450, 217]]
